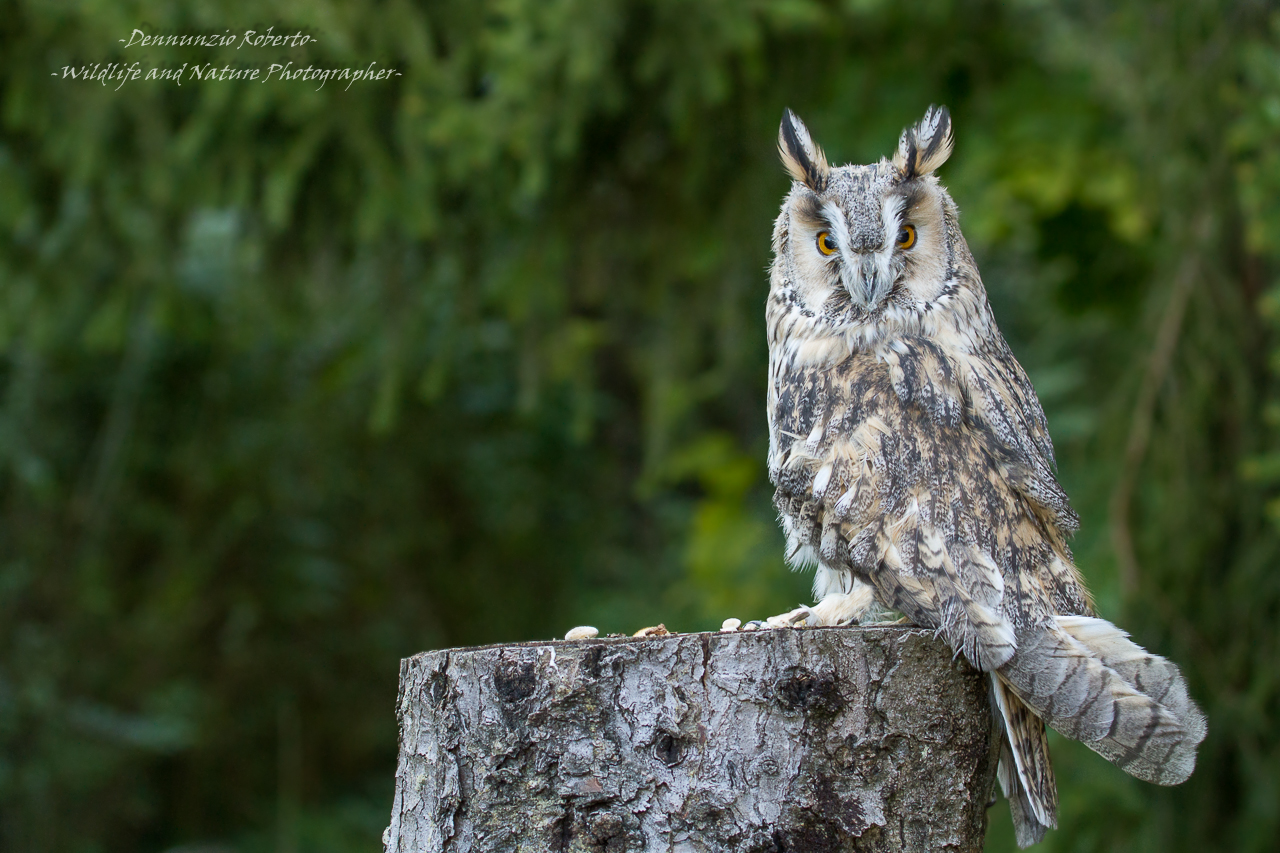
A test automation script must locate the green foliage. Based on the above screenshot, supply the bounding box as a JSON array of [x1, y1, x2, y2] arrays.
[[2, 1, 1278, 850]]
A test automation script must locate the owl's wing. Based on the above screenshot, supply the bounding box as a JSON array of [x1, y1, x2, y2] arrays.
[[874, 334, 1098, 620], [876, 335, 1077, 533]]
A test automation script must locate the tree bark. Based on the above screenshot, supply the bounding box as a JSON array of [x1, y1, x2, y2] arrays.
[[384, 626, 1000, 853]]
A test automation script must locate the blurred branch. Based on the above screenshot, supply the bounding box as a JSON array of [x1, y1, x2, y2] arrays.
[[1109, 213, 1209, 598], [73, 301, 156, 548]]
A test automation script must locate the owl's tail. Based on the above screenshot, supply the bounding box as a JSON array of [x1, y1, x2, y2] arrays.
[[990, 615, 1205, 847], [1000, 614, 1207, 788], [991, 675, 1056, 848]]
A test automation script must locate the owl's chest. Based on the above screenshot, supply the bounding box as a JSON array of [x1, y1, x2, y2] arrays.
[[767, 353, 968, 576], [767, 354, 905, 492]]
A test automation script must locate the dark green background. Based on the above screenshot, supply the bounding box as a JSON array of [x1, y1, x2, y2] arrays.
[[2, 1, 1277, 850]]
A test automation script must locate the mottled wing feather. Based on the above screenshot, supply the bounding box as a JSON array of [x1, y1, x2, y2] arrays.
[[880, 335, 1077, 533], [975, 334, 1059, 470]]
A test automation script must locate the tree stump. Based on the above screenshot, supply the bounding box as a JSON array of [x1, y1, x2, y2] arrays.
[[384, 626, 1000, 853]]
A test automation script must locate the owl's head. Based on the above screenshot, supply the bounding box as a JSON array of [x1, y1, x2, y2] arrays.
[[770, 107, 985, 354]]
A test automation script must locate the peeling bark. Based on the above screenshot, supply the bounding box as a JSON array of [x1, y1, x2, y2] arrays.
[[384, 626, 999, 853]]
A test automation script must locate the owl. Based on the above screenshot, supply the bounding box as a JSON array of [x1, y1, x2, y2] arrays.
[[763, 106, 1206, 846]]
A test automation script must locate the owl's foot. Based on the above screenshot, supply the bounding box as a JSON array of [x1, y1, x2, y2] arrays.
[[726, 585, 881, 631], [719, 608, 814, 632], [765, 605, 818, 628], [803, 586, 880, 626]]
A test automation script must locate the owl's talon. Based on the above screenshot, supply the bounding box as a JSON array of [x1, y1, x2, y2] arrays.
[[765, 605, 817, 628]]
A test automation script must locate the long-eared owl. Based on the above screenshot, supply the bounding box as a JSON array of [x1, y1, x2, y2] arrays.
[[765, 106, 1206, 846]]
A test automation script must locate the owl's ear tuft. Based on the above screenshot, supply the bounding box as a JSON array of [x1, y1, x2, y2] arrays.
[[893, 105, 953, 179], [779, 108, 830, 192]]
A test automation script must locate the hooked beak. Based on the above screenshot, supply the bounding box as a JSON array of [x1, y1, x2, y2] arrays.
[[846, 252, 893, 308]]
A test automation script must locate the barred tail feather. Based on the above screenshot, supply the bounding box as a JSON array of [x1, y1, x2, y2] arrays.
[[1054, 615, 1207, 745], [999, 620, 1205, 786], [991, 674, 1056, 848], [998, 747, 1048, 849]]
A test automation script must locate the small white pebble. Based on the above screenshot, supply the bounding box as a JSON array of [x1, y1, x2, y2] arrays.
[[720, 618, 742, 632], [564, 626, 599, 641]]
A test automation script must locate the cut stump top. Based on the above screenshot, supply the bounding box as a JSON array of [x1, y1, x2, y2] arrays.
[[385, 625, 999, 853]]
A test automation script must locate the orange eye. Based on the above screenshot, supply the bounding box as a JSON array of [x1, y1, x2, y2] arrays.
[[896, 224, 917, 250], [816, 231, 838, 256]]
